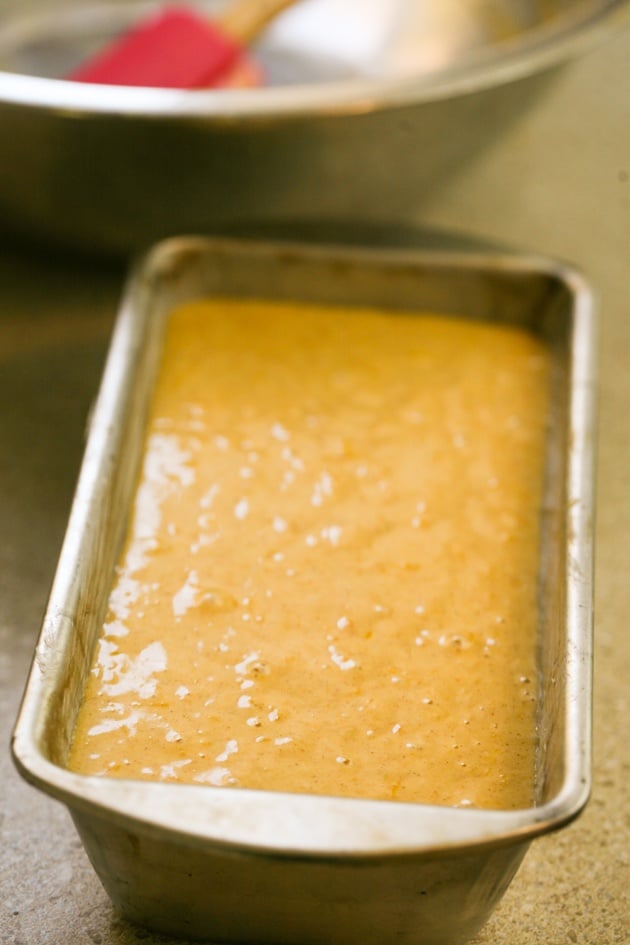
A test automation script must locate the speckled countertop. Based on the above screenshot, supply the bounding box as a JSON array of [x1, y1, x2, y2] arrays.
[[1, 22, 629, 945]]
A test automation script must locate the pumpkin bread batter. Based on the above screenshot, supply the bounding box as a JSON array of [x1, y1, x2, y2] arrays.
[[68, 299, 550, 809]]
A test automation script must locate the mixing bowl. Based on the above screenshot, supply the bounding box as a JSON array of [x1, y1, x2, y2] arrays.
[[0, 0, 627, 255]]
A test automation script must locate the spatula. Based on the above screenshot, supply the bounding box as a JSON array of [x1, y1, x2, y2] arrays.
[[68, 0, 299, 89]]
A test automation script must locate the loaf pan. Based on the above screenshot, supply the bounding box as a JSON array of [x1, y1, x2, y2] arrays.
[[12, 236, 596, 945]]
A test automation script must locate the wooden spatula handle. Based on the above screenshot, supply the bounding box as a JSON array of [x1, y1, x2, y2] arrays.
[[217, 0, 298, 43]]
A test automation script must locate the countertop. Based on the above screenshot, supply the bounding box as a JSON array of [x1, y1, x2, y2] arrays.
[[1, 23, 629, 945]]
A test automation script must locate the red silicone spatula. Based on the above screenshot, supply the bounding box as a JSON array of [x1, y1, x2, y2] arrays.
[[68, 0, 298, 89]]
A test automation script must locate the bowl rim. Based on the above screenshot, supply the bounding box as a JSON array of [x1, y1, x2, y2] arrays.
[[0, 0, 628, 120]]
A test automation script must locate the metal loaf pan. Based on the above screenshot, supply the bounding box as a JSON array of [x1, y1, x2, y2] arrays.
[[12, 237, 596, 945]]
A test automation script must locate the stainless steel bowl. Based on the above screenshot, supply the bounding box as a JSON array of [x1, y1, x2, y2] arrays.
[[0, 0, 628, 255]]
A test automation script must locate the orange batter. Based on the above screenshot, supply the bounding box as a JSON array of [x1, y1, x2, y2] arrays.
[[68, 299, 550, 809]]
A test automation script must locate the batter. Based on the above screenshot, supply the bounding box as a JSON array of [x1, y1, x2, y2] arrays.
[[68, 298, 550, 809]]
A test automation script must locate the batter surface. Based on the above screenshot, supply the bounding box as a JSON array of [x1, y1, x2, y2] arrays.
[[68, 299, 550, 809]]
